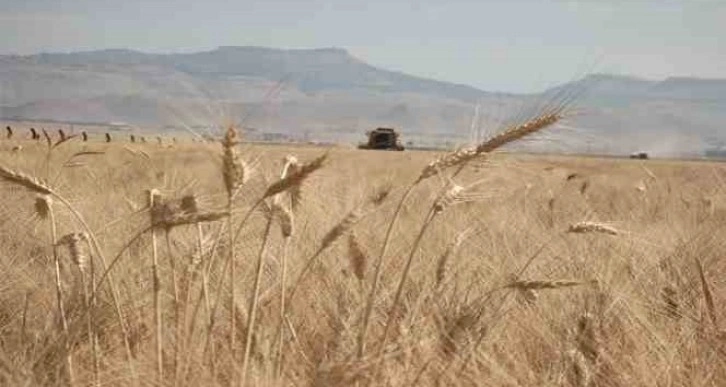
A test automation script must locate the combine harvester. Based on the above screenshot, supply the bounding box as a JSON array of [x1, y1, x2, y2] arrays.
[[358, 127, 405, 151]]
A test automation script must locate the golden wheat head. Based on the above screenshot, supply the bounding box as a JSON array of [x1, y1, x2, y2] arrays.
[[0, 166, 53, 195], [263, 153, 327, 199]]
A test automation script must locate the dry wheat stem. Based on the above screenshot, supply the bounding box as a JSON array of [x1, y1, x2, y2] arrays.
[[164, 229, 182, 387], [695, 257, 720, 331], [273, 156, 296, 382], [197, 202, 259, 375], [58, 232, 96, 385], [274, 236, 292, 381], [373, 207, 438, 380], [177, 195, 205, 381], [358, 183, 416, 359], [178, 221, 214, 383], [44, 197, 75, 387], [227, 203, 237, 385], [73, 233, 100, 387], [149, 190, 164, 382], [200, 227, 236, 376], [240, 214, 275, 387], [436, 229, 471, 287], [287, 207, 366, 303]]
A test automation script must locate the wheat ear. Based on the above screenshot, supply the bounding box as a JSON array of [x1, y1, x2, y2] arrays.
[[418, 111, 564, 182], [0, 166, 53, 194], [262, 153, 327, 199], [348, 232, 368, 281], [568, 221, 619, 236]]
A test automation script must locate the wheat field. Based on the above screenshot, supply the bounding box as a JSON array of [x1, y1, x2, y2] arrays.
[[0, 125, 725, 386]]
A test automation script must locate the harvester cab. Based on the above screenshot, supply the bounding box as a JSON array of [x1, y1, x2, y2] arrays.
[[358, 127, 405, 151]]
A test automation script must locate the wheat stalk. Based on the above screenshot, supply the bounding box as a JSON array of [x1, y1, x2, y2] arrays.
[[695, 257, 720, 331], [178, 193, 214, 383], [163, 229, 181, 384], [240, 211, 275, 387], [58, 232, 94, 385], [148, 189, 164, 382], [435, 229, 470, 287], [39, 196, 75, 387], [274, 156, 297, 381], [287, 206, 367, 302], [373, 180, 491, 379], [568, 221, 619, 236]]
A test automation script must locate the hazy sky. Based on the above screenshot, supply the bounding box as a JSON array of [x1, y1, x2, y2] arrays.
[[1, 0, 724, 92]]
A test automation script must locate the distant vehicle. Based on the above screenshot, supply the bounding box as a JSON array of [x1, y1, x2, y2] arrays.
[[358, 127, 404, 151], [630, 152, 649, 160]]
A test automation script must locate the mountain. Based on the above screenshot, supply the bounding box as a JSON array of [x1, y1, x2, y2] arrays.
[[545, 74, 726, 156], [1, 47, 725, 156]]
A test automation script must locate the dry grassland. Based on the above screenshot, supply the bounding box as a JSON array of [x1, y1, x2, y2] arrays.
[[0, 131, 725, 386]]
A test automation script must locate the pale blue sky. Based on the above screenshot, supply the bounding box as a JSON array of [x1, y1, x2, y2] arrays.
[[1, 0, 724, 92]]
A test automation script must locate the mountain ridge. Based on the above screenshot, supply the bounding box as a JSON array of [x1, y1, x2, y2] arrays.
[[1, 47, 725, 155]]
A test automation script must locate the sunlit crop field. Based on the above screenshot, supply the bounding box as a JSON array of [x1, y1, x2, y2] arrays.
[[1, 135, 725, 386]]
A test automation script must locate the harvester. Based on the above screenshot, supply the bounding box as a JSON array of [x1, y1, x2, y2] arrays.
[[358, 127, 405, 151]]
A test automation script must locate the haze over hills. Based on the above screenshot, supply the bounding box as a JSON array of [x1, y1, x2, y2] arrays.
[[1, 46, 725, 156]]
